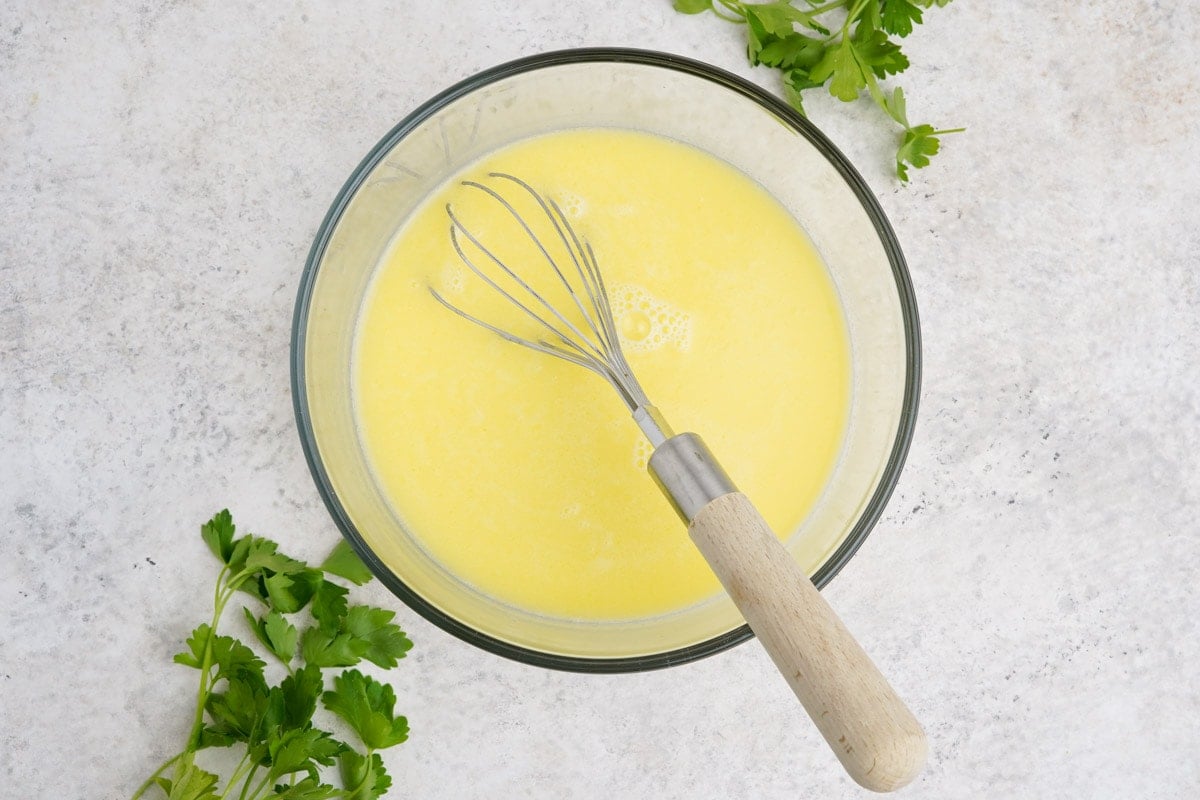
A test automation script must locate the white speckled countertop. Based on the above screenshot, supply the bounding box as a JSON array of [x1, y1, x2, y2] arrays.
[[3, 2, 1198, 797]]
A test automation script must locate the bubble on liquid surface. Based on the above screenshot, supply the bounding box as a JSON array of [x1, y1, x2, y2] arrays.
[[610, 283, 692, 354], [438, 261, 465, 294], [620, 310, 652, 342], [555, 191, 587, 220], [632, 436, 654, 471]]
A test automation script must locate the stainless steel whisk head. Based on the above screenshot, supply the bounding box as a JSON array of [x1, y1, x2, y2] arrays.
[[429, 172, 672, 446]]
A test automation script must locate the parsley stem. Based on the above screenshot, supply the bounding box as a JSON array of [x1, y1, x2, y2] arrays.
[[341, 748, 377, 798], [237, 763, 260, 800], [243, 769, 273, 800], [808, 0, 848, 14], [184, 609, 222, 752], [216, 751, 253, 800], [185, 568, 252, 754], [842, 0, 870, 34], [712, 0, 744, 23], [130, 751, 183, 800], [861, 64, 889, 111]]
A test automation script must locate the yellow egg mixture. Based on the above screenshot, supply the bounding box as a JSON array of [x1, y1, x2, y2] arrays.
[[354, 129, 849, 620]]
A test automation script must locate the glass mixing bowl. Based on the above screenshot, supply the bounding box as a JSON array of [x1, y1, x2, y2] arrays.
[[291, 49, 920, 672]]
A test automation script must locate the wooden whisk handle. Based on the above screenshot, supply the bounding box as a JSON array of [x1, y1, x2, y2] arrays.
[[689, 491, 927, 792]]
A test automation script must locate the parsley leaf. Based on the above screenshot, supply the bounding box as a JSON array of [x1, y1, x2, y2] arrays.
[[744, 2, 827, 63], [261, 568, 324, 614], [209, 635, 266, 683], [227, 536, 310, 598], [343, 607, 413, 669], [244, 608, 299, 664], [809, 38, 863, 101], [157, 764, 219, 800], [755, 33, 824, 71], [320, 540, 374, 586], [226, 536, 253, 574], [200, 510, 236, 564], [311, 579, 350, 632], [672, 0, 712, 12], [300, 624, 369, 668], [743, 3, 803, 38], [174, 624, 265, 684], [897, 124, 947, 181], [244, 540, 307, 576], [880, 0, 923, 37], [339, 751, 392, 800], [280, 664, 324, 730], [299, 604, 412, 669], [322, 669, 409, 751], [204, 671, 271, 744], [172, 624, 214, 670], [267, 727, 344, 783], [882, 84, 909, 126], [853, 30, 909, 78], [262, 777, 340, 799]]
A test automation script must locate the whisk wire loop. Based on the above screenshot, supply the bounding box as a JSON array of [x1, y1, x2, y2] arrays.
[[446, 205, 603, 369], [429, 173, 652, 411], [480, 176, 612, 353]]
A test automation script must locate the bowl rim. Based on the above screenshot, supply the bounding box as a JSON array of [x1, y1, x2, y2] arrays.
[[291, 47, 921, 674]]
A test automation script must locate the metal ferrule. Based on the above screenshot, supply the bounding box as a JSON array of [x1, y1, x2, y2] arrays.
[[647, 432, 738, 523]]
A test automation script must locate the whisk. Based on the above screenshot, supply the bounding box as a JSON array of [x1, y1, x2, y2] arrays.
[[431, 172, 926, 792]]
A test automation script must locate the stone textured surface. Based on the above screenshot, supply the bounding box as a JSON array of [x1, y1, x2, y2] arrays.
[[3, 1, 1198, 797]]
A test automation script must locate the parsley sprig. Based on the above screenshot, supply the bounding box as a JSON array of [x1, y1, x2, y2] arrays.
[[131, 510, 412, 800], [674, 0, 964, 180]]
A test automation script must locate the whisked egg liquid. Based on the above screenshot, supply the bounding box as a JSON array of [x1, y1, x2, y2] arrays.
[[354, 128, 850, 620]]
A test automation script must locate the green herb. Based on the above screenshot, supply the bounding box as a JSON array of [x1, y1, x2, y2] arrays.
[[673, 0, 964, 181], [131, 510, 412, 800]]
